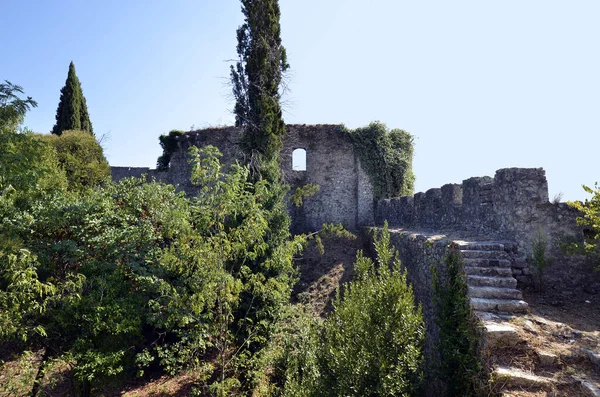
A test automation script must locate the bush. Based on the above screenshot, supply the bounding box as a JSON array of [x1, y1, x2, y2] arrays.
[[567, 183, 600, 269], [278, 224, 425, 396], [433, 245, 487, 397], [156, 129, 185, 171], [529, 227, 552, 290], [38, 130, 110, 192]]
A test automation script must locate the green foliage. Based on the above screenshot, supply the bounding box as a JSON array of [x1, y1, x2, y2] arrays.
[[156, 129, 185, 171], [311, 223, 356, 255], [345, 122, 415, 200], [0, 249, 83, 343], [567, 183, 600, 269], [38, 130, 110, 192], [51, 61, 93, 135], [319, 225, 424, 396], [290, 183, 319, 208], [0, 80, 38, 130], [276, 223, 424, 396], [0, 129, 68, 207], [529, 227, 552, 289], [267, 306, 322, 397], [0, 84, 68, 207], [433, 244, 487, 397], [1, 141, 308, 393], [230, 0, 289, 163]]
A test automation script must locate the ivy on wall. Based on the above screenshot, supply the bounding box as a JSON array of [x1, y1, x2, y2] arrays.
[[344, 122, 415, 200], [156, 129, 185, 171]]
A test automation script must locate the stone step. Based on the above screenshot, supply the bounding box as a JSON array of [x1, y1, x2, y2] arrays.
[[573, 377, 600, 397], [494, 366, 553, 390], [470, 298, 529, 313], [484, 322, 521, 348], [454, 241, 505, 251], [468, 286, 523, 300], [463, 258, 512, 268], [465, 266, 513, 277], [468, 275, 517, 288], [460, 250, 509, 259]]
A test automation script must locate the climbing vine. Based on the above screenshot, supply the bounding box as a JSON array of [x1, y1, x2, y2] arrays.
[[156, 129, 185, 171], [344, 122, 415, 200]]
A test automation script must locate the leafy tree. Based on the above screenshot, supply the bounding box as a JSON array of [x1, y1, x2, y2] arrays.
[[230, 0, 289, 164], [318, 225, 424, 396], [38, 130, 110, 191], [1, 144, 307, 394], [227, 1, 299, 371], [0, 82, 67, 207], [0, 80, 38, 130], [567, 183, 600, 269], [51, 61, 94, 136]]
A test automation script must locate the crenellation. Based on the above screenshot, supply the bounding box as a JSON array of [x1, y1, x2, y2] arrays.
[[375, 167, 581, 258]]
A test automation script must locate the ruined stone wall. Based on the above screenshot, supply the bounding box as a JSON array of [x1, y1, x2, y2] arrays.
[[110, 124, 375, 233], [376, 168, 581, 254], [111, 166, 151, 181]]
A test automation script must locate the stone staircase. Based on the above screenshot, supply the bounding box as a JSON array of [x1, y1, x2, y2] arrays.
[[456, 241, 529, 315], [456, 241, 600, 396]]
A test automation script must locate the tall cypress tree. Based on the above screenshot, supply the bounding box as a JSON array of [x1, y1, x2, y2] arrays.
[[228, 0, 294, 357], [230, 0, 289, 167], [51, 61, 93, 136]]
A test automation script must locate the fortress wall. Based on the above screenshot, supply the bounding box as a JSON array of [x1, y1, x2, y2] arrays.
[[376, 168, 581, 254], [111, 166, 151, 182], [282, 125, 364, 233], [111, 125, 376, 233]]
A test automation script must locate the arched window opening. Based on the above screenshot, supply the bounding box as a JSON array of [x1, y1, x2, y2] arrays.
[[292, 148, 306, 171]]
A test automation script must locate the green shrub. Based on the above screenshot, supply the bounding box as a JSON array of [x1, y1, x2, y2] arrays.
[[529, 227, 552, 290], [278, 224, 424, 396], [156, 129, 185, 171], [433, 244, 487, 397], [567, 183, 600, 269], [38, 130, 110, 192]]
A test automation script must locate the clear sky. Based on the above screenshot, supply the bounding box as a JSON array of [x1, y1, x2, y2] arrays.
[[2, 0, 598, 201]]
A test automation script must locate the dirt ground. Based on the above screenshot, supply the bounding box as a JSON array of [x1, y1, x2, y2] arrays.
[[522, 253, 600, 333], [292, 235, 364, 316]]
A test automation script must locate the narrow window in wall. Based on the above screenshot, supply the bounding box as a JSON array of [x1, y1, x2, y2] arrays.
[[292, 148, 307, 171]]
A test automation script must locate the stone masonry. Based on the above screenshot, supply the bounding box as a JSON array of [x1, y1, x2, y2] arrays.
[[111, 125, 375, 234], [375, 167, 581, 256]]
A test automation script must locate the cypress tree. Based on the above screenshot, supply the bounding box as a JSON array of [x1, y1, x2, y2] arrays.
[[228, 0, 294, 357], [230, 0, 289, 167], [51, 61, 94, 136]]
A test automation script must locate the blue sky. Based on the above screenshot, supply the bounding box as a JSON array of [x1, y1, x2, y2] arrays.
[[2, 1, 598, 201]]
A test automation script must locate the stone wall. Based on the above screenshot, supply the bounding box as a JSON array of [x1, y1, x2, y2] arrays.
[[375, 168, 581, 255], [110, 124, 375, 233]]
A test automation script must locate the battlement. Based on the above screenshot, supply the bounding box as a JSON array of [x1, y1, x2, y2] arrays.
[[376, 167, 579, 251]]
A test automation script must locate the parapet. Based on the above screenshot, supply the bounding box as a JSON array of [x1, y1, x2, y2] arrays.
[[375, 168, 578, 247]]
